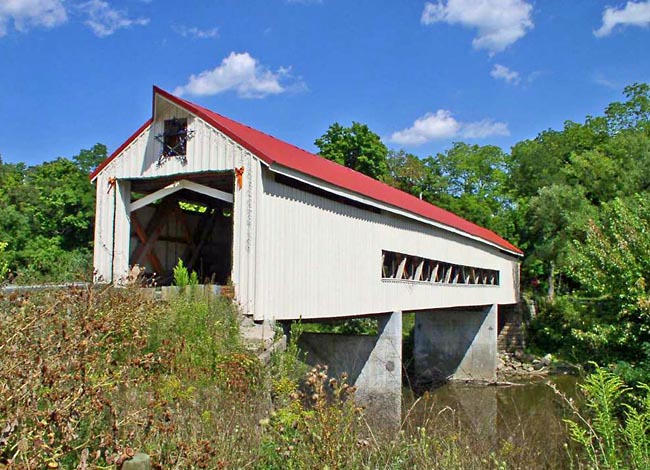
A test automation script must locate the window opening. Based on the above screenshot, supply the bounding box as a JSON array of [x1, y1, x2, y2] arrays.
[[381, 250, 500, 286], [155, 118, 194, 167]]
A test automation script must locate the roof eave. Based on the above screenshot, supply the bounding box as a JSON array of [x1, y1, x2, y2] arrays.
[[89, 118, 153, 182]]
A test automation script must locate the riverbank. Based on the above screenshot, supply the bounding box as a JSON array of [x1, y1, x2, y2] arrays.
[[497, 351, 582, 381]]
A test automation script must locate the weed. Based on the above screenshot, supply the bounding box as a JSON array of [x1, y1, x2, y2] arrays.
[[259, 365, 366, 470], [559, 364, 650, 469], [0, 286, 266, 469], [172, 258, 199, 288]]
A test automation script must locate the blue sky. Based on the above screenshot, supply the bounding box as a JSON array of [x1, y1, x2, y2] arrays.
[[1, 0, 649, 166]]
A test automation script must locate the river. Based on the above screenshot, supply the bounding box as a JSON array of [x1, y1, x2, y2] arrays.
[[403, 374, 582, 469]]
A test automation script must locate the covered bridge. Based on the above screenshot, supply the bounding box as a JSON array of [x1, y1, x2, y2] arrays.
[[92, 87, 521, 320], [92, 87, 522, 417]]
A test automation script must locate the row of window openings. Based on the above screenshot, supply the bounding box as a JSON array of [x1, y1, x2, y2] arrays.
[[382, 251, 499, 286]]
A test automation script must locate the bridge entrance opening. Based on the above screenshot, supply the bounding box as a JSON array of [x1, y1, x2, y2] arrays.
[[127, 171, 234, 286]]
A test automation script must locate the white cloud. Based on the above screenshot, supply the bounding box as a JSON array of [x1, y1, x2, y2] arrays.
[[79, 0, 149, 37], [174, 25, 219, 39], [174, 52, 304, 99], [0, 0, 67, 37], [594, 1, 650, 37], [390, 110, 461, 145], [460, 119, 510, 138], [490, 64, 520, 84], [389, 110, 509, 145], [593, 73, 620, 90], [421, 0, 533, 54]]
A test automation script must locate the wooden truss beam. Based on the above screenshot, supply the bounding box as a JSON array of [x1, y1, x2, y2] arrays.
[[130, 179, 233, 213], [131, 213, 164, 274], [131, 199, 175, 267]]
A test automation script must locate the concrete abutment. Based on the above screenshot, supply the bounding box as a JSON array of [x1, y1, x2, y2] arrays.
[[298, 311, 403, 427], [294, 304, 499, 427], [414, 304, 497, 384]]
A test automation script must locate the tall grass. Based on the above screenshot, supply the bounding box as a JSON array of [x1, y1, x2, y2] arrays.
[[0, 286, 266, 469]]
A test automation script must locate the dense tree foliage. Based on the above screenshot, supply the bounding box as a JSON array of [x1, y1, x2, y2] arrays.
[[315, 122, 389, 180], [0, 144, 105, 282], [433, 143, 512, 235]]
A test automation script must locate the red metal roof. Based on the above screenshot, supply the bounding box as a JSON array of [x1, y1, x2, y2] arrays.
[[90, 118, 153, 181], [92, 86, 522, 256]]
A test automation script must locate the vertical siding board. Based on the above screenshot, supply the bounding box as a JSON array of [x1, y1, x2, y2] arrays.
[[112, 180, 131, 282], [243, 154, 259, 317], [93, 173, 114, 283]]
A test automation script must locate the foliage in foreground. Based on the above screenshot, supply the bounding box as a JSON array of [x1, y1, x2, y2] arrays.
[[0, 287, 265, 469], [561, 365, 650, 470], [1, 287, 581, 469]]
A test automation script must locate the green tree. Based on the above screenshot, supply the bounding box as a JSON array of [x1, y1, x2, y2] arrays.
[[510, 120, 608, 200], [27, 157, 97, 250], [384, 149, 448, 202], [431, 143, 514, 238], [569, 195, 650, 365], [314, 122, 388, 180], [0, 160, 32, 272], [0, 144, 105, 282], [605, 83, 650, 133], [73, 143, 107, 174], [525, 184, 595, 299], [510, 85, 650, 296]]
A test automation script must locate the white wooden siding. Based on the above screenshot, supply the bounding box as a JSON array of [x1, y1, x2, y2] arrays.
[[97, 97, 242, 180], [93, 172, 115, 283], [93, 95, 260, 315], [254, 168, 518, 321]]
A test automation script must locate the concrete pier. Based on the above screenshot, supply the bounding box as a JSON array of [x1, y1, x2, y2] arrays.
[[298, 311, 402, 427], [414, 304, 497, 384]]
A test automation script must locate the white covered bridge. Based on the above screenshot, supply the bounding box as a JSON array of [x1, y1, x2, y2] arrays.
[[92, 87, 522, 421]]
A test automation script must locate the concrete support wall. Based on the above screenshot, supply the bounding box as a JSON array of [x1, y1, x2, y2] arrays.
[[298, 311, 402, 427], [414, 304, 497, 383]]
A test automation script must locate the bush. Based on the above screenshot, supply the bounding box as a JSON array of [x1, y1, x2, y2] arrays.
[[259, 365, 365, 470], [527, 295, 586, 359], [172, 258, 198, 287]]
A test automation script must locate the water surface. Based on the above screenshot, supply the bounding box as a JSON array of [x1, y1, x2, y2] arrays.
[[403, 374, 581, 469]]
